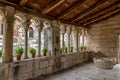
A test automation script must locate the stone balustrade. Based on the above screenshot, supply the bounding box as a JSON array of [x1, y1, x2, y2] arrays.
[[0, 51, 91, 80]]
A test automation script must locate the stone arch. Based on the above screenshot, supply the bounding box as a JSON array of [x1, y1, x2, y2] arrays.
[[30, 17, 41, 38], [0, 10, 5, 35], [59, 24, 66, 34], [30, 17, 40, 27], [14, 13, 26, 23], [0, 10, 6, 21], [43, 20, 51, 28], [13, 13, 26, 48], [14, 13, 27, 36], [0, 10, 6, 50]]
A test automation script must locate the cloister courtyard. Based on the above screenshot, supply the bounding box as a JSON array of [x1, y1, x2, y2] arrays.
[[0, 0, 120, 80]]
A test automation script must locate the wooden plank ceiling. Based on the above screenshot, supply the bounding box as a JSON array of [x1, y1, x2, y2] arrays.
[[2, 0, 120, 27]]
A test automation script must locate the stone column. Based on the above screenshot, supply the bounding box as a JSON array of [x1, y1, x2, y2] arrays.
[[23, 22, 29, 59], [78, 28, 82, 48], [37, 24, 43, 57], [2, 6, 15, 63], [61, 33, 65, 48], [81, 29, 86, 46], [66, 26, 71, 52], [72, 27, 79, 52], [38, 27, 41, 57], [52, 20, 61, 70], [59, 24, 66, 48]]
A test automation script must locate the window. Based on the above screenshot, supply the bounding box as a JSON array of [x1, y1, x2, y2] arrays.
[[29, 27, 33, 38]]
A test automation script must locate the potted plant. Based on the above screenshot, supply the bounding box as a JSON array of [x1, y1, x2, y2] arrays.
[[60, 47, 64, 53], [80, 46, 84, 51], [70, 46, 74, 52], [83, 46, 87, 51], [64, 47, 67, 53], [0, 50, 2, 58], [42, 48, 48, 56], [29, 48, 36, 58], [16, 47, 24, 60]]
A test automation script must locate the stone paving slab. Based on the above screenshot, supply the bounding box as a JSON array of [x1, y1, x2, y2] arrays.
[[32, 63, 120, 80]]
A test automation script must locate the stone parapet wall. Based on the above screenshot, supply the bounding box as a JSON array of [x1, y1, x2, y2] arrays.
[[0, 52, 91, 80], [61, 52, 90, 69]]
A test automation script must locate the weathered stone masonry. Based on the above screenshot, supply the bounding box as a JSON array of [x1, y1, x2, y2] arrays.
[[0, 52, 90, 80], [87, 14, 120, 60]]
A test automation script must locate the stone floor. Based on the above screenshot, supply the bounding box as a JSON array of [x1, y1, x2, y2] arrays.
[[37, 63, 120, 80]]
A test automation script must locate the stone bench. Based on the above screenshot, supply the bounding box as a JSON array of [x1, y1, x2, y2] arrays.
[[94, 57, 114, 69]]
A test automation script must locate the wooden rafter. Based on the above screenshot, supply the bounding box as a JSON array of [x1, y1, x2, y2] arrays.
[[2, 0, 77, 26], [42, 0, 65, 14], [83, 8, 120, 26], [57, 0, 86, 19], [71, 0, 104, 22], [79, 1, 120, 24], [2, 0, 56, 19], [19, 0, 28, 6], [72, 0, 118, 22]]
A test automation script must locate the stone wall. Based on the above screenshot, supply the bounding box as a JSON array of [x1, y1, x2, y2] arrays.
[[0, 52, 91, 80], [87, 14, 120, 60]]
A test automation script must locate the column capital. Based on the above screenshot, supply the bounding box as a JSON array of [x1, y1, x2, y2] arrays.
[[0, 10, 6, 21], [66, 26, 71, 35], [52, 20, 59, 27], [72, 27, 79, 34], [22, 21, 30, 30], [5, 6, 15, 21], [59, 23, 66, 34], [78, 27, 82, 36], [43, 20, 51, 28], [30, 17, 40, 26], [81, 28, 88, 36], [30, 17, 43, 32]]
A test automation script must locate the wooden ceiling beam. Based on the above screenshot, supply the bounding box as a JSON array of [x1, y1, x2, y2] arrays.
[[19, 0, 28, 6], [72, 0, 118, 22], [79, 1, 120, 24], [2, 0, 56, 19], [1, 0, 78, 26], [42, 0, 65, 14], [71, 0, 104, 22], [57, 0, 86, 19], [83, 8, 120, 26]]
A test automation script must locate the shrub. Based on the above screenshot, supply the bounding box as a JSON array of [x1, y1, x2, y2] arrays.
[[70, 46, 74, 49], [0, 50, 2, 57], [60, 47, 64, 51], [29, 48, 36, 54], [83, 46, 87, 48], [80, 46, 84, 49], [16, 47, 24, 55], [64, 47, 67, 50], [42, 48, 48, 53]]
